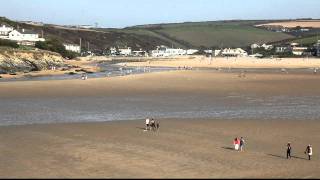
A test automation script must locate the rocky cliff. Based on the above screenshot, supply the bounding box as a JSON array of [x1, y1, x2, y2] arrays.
[[0, 49, 65, 74]]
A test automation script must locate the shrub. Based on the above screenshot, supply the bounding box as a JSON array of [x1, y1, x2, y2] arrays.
[[35, 38, 79, 59], [0, 39, 19, 48]]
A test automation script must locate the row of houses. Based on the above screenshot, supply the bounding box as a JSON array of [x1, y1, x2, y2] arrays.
[[107, 45, 249, 57], [0, 24, 45, 46], [274, 42, 317, 56]]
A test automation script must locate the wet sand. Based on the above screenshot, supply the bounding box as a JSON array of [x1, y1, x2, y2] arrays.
[[1, 70, 320, 98], [0, 118, 319, 178], [1, 70, 320, 178]]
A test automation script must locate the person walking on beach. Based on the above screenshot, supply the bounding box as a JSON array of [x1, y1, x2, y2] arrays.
[[305, 144, 313, 160], [156, 121, 160, 131], [145, 118, 150, 131], [240, 137, 245, 152], [150, 118, 156, 131], [234, 138, 240, 151], [287, 142, 292, 159]]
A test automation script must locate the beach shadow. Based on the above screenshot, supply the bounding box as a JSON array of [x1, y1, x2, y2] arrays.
[[266, 154, 308, 160], [221, 147, 235, 151], [266, 154, 286, 159], [136, 127, 146, 130], [292, 156, 308, 160]]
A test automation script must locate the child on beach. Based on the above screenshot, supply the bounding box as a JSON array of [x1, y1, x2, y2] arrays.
[[305, 144, 313, 160]]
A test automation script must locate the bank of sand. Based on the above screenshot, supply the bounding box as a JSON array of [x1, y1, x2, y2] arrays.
[[0, 70, 320, 178], [118, 56, 320, 69]]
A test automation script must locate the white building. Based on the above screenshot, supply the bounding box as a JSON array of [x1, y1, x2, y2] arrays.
[[214, 50, 222, 56], [204, 50, 213, 54], [119, 47, 132, 56], [151, 45, 186, 57], [186, 49, 198, 55], [261, 44, 273, 50], [3, 29, 45, 46], [275, 46, 290, 53], [251, 43, 260, 49], [63, 43, 81, 53], [132, 50, 147, 56], [109, 47, 117, 55], [221, 48, 248, 57], [251, 43, 273, 50], [292, 47, 308, 56], [0, 24, 14, 36]]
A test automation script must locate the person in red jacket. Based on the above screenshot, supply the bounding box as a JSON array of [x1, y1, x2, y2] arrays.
[[234, 137, 240, 151]]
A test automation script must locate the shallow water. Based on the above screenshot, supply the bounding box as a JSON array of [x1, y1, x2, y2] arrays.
[[1, 64, 320, 126], [0, 63, 177, 82], [1, 93, 320, 126]]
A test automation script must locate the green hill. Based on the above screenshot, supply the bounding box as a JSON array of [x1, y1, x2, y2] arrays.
[[0, 17, 298, 52], [125, 20, 295, 48]]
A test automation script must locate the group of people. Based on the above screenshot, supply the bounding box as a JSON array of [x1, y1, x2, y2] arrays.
[[145, 118, 159, 131], [81, 73, 88, 80], [232, 138, 313, 161], [287, 142, 313, 160], [233, 137, 245, 151]]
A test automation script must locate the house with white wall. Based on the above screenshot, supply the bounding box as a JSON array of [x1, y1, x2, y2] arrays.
[[63, 43, 81, 53], [0, 24, 14, 36], [151, 45, 186, 57], [1, 28, 45, 46], [221, 48, 248, 57], [186, 49, 198, 55], [119, 47, 132, 56], [292, 47, 308, 56]]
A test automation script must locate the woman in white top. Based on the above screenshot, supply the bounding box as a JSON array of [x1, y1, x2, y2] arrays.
[[305, 144, 313, 160], [145, 118, 150, 130]]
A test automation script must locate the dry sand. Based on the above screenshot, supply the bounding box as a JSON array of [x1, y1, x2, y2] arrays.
[[118, 56, 320, 69], [256, 20, 320, 28], [1, 70, 320, 178]]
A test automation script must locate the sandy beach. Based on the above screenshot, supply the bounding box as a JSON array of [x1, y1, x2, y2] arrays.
[[1, 69, 320, 178], [0, 119, 319, 178], [118, 56, 320, 69]]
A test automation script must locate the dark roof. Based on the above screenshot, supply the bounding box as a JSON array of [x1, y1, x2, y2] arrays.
[[17, 29, 38, 34]]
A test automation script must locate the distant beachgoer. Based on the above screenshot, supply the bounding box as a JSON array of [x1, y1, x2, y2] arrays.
[[150, 118, 156, 131], [145, 118, 150, 130], [234, 138, 240, 151], [240, 137, 245, 151], [156, 121, 160, 130], [287, 142, 292, 159], [313, 68, 317, 74], [305, 144, 313, 160]]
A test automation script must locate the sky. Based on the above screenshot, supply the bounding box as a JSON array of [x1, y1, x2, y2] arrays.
[[1, 0, 320, 28]]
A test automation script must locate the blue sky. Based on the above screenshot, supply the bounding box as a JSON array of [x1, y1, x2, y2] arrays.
[[1, 0, 320, 28]]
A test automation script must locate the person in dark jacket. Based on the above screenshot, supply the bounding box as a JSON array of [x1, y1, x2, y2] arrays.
[[287, 142, 292, 159]]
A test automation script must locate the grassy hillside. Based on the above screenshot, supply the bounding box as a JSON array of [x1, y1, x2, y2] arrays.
[[289, 35, 320, 45], [0, 17, 173, 52], [127, 20, 294, 48], [0, 17, 298, 52]]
